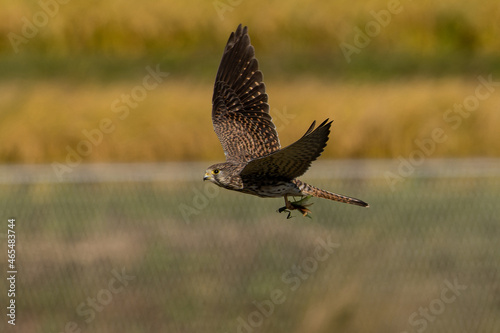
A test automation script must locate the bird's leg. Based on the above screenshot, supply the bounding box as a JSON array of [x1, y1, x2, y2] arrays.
[[278, 195, 313, 218], [277, 195, 293, 218], [284, 194, 295, 210]]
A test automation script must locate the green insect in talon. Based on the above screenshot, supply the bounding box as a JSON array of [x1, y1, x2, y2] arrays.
[[278, 195, 313, 219]]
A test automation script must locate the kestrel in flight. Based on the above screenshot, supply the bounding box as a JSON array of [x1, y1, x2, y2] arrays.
[[204, 24, 369, 217]]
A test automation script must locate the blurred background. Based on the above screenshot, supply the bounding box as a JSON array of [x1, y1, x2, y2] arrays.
[[1, 0, 499, 332]]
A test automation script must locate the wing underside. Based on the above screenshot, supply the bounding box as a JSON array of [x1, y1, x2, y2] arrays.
[[212, 24, 281, 163]]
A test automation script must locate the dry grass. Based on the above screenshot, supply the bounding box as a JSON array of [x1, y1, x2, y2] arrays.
[[1, 77, 499, 163]]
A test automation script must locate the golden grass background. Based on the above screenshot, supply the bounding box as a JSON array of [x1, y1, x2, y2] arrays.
[[1, 0, 500, 163], [2, 78, 499, 163]]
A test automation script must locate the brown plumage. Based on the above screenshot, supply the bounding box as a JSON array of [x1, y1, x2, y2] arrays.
[[204, 24, 369, 217]]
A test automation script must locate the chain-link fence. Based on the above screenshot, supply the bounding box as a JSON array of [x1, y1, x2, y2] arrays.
[[1, 159, 499, 333]]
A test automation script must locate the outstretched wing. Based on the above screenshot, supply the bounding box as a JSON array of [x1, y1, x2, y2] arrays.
[[240, 120, 332, 180], [212, 24, 280, 163]]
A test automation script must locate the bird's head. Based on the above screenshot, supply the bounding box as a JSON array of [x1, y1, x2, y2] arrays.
[[203, 163, 232, 187]]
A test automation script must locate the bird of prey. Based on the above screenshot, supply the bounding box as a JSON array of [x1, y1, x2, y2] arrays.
[[204, 24, 369, 217]]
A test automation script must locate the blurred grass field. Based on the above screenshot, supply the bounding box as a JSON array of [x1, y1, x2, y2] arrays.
[[2, 77, 500, 163], [2, 0, 500, 59], [1, 1, 500, 332], [1, 0, 500, 162], [0, 161, 499, 332]]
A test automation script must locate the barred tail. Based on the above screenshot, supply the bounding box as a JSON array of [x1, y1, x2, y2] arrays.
[[294, 179, 369, 208]]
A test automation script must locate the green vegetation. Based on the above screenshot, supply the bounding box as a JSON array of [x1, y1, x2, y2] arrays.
[[2, 0, 500, 80], [2, 1, 500, 67]]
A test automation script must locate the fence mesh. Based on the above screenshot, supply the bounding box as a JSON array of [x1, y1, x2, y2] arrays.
[[1, 159, 499, 333]]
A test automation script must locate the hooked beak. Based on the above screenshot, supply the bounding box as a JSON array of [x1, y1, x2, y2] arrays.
[[203, 172, 211, 181]]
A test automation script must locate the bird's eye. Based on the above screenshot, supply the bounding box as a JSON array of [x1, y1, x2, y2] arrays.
[[212, 169, 220, 174]]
